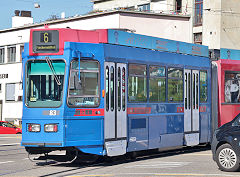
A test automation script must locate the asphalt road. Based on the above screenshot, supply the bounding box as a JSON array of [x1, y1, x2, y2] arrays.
[[1, 134, 240, 177]]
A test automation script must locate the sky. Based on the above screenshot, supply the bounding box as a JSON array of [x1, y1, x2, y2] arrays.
[[0, 0, 93, 30]]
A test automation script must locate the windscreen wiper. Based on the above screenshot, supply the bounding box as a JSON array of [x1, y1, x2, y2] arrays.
[[45, 57, 61, 86]]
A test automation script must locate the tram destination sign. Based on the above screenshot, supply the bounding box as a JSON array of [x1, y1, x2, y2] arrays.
[[32, 30, 59, 53]]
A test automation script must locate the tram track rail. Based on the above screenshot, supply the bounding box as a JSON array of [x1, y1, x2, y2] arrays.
[[0, 144, 211, 177]]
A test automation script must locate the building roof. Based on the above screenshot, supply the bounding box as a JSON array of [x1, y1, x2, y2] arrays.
[[0, 10, 190, 33]]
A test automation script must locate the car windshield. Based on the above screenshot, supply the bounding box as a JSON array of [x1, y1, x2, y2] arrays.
[[1, 122, 15, 128], [26, 60, 65, 107]]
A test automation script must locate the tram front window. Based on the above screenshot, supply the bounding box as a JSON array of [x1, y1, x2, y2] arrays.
[[26, 60, 65, 107], [67, 60, 99, 107]]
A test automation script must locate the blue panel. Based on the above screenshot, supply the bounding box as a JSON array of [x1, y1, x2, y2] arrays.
[[221, 48, 240, 60], [22, 119, 64, 146], [200, 113, 209, 143], [149, 115, 167, 149], [167, 115, 184, 134], [77, 146, 104, 156], [65, 119, 103, 146], [131, 118, 146, 129], [199, 104, 211, 143], [128, 117, 148, 152], [108, 29, 209, 57]]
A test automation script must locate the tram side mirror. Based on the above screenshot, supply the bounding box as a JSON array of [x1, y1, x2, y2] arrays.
[[69, 72, 82, 90], [75, 75, 82, 90]]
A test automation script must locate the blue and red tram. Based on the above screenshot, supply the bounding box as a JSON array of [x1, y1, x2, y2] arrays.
[[21, 27, 212, 161]]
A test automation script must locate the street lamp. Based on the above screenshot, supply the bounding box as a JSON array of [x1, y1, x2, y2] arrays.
[[34, 3, 40, 8]]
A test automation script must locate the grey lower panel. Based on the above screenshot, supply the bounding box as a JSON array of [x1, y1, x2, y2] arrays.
[[22, 142, 62, 146], [128, 133, 184, 152], [158, 133, 184, 149], [149, 133, 184, 149], [105, 140, 127, 156]]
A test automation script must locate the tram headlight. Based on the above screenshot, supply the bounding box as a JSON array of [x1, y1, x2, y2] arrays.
[[44, 124, 58, 132], [28, 124, 40, 132]]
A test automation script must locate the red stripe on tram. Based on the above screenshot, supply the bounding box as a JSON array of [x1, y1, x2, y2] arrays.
[[74, 108, 104, 116], [127, 107, 151, 114]]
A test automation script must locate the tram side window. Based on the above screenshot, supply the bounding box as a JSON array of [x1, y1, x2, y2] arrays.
[[225, 71, 240, 103], [200, 71, 207, 102], [68, 60, 100, 107], [128, 64, 147, 102], [149, 66, 166, 102], [168, 68, 183, 102]]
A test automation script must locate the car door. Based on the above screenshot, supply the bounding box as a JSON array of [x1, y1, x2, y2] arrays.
[[0, 122, 4, 134], [230, 117, 240, 152], [1, 122, 16, 134]]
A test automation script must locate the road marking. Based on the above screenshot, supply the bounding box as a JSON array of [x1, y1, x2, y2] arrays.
[[0, 143, 20, 146], [0, 136, 21, 139], [125, 161, 190, 169], [66, 173, 240, 177], [154, 174, 238, 176], [183, 153, 211, 156], [0, 161, 14, 164], [67, 175, 113, 177]]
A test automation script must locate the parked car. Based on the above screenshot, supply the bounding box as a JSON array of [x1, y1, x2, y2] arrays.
[[211, 113, 240, 172], [0, 121, 22, 134]]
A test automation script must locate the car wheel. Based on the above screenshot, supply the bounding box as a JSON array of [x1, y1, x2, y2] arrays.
[[216, 144, 240, 172]]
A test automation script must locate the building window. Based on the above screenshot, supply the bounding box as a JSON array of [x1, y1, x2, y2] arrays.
[[225, 71, 240, 103], [168, 68, 183, 102], [0, 48, 4, 63], [0, 83, 2, 92], [128, 64, 147, 102], [149, 66, 166, 102], [7, 46, 16, 63], [175, 0, 182, 13], [6, 83, 15, 101], [194, 33, 202, 44], [194, 0, 203, 26], [138, 3, 150, 12], [20, 46, 24, 62]]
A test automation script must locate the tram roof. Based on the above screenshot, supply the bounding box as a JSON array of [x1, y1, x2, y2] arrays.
[[221, 48, 240, 60], [29, 27, 209, 57]]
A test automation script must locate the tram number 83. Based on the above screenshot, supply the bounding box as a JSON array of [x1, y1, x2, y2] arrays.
[[49, 110, 57, 116]]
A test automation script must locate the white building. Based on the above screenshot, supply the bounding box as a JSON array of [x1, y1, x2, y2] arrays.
[[92, 0, 240, 50], [0, 10, 190, 123]]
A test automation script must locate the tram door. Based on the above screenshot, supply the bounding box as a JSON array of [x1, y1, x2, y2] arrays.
[[184, 69, 200, 146], [104, 62, 127, 156]]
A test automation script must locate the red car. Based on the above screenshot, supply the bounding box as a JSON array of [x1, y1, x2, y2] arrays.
[[0, 121, 22, 134]]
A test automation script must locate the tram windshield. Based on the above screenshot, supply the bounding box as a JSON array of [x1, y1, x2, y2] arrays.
[[26, 60, 65, 107]]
